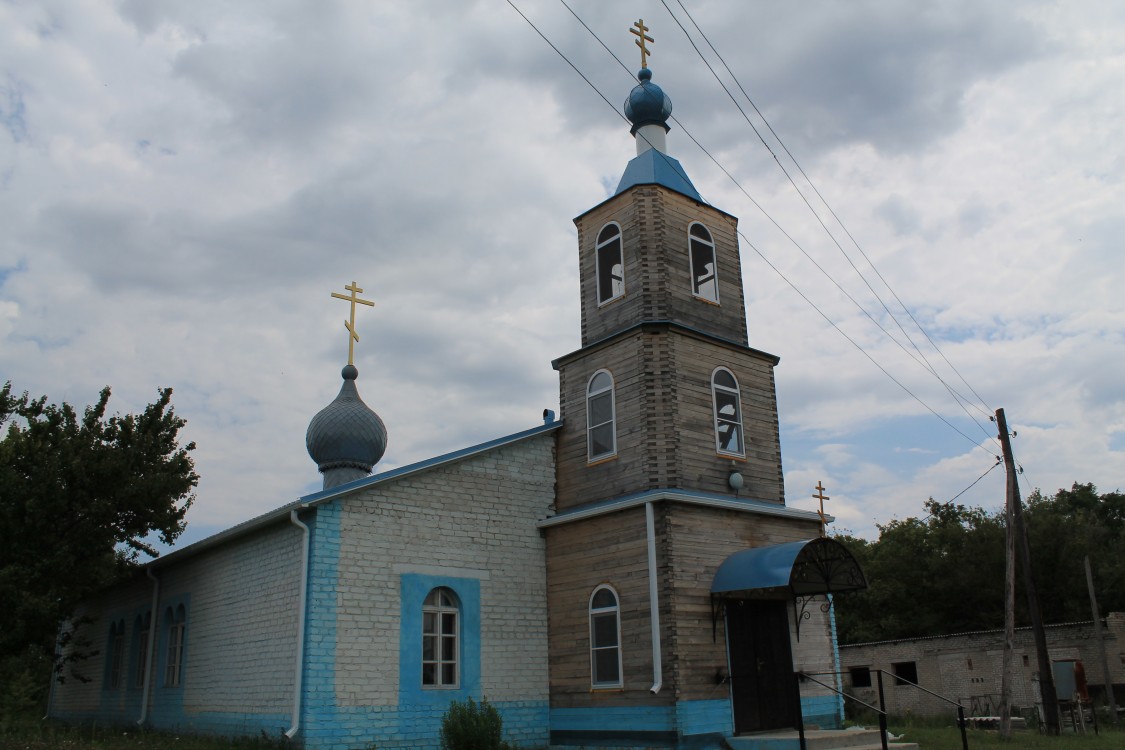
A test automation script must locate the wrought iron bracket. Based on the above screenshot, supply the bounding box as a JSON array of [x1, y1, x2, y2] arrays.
[[793, 594, 834, 642]]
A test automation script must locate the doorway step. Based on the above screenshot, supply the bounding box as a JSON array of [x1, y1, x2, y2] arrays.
[[725, 727, 919, 750]]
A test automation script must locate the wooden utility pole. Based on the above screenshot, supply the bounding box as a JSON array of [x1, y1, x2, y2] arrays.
[[996, 408, 1060, 735], [1085, 555, 1120, 725], [999, 446, 1017, 738]]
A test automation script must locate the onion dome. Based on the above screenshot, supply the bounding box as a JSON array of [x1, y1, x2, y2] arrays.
[[306, 364, 387, 489], [624, 68, 672, 134]]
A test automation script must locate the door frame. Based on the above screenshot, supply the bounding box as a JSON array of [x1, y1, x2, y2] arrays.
[[724, 597, 797, 735]]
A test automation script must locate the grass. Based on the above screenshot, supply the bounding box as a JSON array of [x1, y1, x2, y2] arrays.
[[891, 721, 1125, 750], [0, 719, 290, 750], [4, 717, 1123, 750]]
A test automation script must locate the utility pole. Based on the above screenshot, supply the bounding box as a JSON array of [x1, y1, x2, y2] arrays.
[[999, 447, 1017, 739], [996, 408, 1060, 735], [1085, 555, 1120, 725]]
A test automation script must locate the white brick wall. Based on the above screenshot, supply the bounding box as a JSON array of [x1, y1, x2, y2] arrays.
[[334, 433, 556, 708], [840, 614, 1125, 717], [170, 522, 302, 714], [49, 520, 303, 722]]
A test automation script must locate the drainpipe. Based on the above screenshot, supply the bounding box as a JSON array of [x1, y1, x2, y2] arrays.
[[646, 501, 663, 694], [286, 509, 311, 739], [138, 568, 159, 725]]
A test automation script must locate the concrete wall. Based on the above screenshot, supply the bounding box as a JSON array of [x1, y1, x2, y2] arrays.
[[839, 613, 1125, 718]]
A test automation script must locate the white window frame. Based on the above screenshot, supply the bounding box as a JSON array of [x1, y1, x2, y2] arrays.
[[164, 605, 185, 688], [422, 587, 460, 689], [711, 367, 745, 457], [595, 222, 625, 306], [589, 584, 623, 688], [109, 621, 125, 689], [586, 370, 617, 462], [135, 613, 150, 688], [688, 222, 719, 303]]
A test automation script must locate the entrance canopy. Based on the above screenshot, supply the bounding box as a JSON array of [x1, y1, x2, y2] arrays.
[[711, 537, 867, 597]]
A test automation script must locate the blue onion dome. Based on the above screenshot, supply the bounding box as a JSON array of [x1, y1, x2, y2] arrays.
[[306, 364, 387, 476], [624, 68, 672, 134]]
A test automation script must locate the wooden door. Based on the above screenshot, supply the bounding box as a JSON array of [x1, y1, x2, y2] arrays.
[[726, 599, 797, 734]]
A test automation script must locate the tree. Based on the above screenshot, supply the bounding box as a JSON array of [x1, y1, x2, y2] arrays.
[[834, 486, 1125, 644], [835, 499, 1006, 643], [1023, 482, 1125, 622], [0, 381, 197, 702]]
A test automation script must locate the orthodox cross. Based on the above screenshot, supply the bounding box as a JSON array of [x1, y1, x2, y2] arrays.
[[331, 281, 375, 366], [630, 18, 654, 68], [813, 481, 830, 538]]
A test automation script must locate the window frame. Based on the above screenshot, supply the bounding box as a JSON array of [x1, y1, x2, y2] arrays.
[[134, 612, 151, 688], [710, 367, 745, 457], [108, 620, 125, 689], [586, 370, 618, 462], [688, 222, 719, 303], [595, 222, 625, 306], [422, 587, 460, 690], [164, 605, 186, 688], [589, 584, 623, 689]]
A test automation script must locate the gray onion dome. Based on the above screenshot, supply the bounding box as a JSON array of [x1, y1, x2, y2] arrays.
[[306, 364, 387, 488]]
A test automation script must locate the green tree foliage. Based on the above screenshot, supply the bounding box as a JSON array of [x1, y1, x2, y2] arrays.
[[0, 382, 197, 698], [834, 485, 1124, 644], [1023, 482, 1125, 624]]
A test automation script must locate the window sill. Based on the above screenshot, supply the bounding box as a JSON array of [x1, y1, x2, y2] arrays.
[[691, 294, 721, 307]]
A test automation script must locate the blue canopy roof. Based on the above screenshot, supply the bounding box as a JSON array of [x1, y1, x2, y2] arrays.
[[615, 149, 702, 203], [711, 537, 867, 597]]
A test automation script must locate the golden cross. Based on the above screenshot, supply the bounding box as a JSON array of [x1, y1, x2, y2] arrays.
[[630, 18, 654, 68], [813, 481, 831, 538], [331, 281, 375, 366]]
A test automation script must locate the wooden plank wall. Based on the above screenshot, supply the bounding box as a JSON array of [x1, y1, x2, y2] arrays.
[[554, 326, 784, 509], [545, 506, 675, 709], [545, 502, 836, 709], [662, 504, 831, 702], [574, 186, 749, 348]]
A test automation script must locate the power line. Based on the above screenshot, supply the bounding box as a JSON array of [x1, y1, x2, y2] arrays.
[[556, 0, 998, 451], [509, 0, 997, 459], [949, 458, 1003, 505], [660, 0, 998, 442]]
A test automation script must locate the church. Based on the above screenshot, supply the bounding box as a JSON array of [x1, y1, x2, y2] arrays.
[[47, 48, 867, 749]]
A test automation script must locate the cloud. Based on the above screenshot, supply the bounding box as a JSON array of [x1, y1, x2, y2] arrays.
[[1, 0, 1122, 548]]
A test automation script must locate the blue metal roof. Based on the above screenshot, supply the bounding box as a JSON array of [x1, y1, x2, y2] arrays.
[[615, 149, 702, 202], [147, 420, 562, 567], [300, 419, 562, 503], [711, 537, 867, 596]]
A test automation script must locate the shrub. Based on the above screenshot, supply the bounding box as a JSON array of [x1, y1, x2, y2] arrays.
[[438, 697, 511, 750]]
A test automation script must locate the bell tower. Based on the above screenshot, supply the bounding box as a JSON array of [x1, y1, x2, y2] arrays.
[[552, 62, 784, 512], [544, 31, 841, 745]]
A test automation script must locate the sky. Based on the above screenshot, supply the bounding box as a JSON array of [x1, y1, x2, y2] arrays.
[[2, 0, 1123, 549]]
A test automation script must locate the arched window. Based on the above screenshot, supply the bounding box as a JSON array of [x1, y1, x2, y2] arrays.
[[586, 370, 617, 461], [107, 620, 125, 689], [134, 611, 151, 688], [688, 222, 719, 302], [712, 367, 744, 456], [595, 223, 625, 305], [422, 587, 459, 688], [164, 604, 186, 687], [589, 585, 622, 688]]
